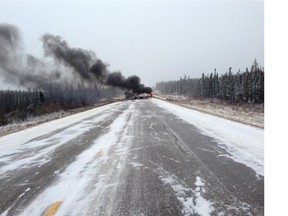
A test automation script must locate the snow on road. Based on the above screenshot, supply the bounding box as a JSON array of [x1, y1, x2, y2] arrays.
[[0, 102, 122, 151], [19, 103, 135, 216], [0, 99, 264, 215], [152, 98, 264, 176], [0, 102, 125, 177]]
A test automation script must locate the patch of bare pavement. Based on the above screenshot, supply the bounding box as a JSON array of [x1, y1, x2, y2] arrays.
[[0, 99, 263, 215]]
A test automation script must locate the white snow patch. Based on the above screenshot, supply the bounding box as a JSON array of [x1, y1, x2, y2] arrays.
[[128, 162, 144, 169], [116, 162, 122, 169], [162, 156, 181, 164], [152, 98, 264, 176], [195, 176, 205, 187], [129, 147, 143, 152], [157, 166, 214, 216], [1, 206, 11, 216], [18, 188, 31, 199], [192, 176, 214, 216]]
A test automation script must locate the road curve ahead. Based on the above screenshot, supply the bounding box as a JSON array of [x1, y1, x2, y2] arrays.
[[0, 99, 264, 216]]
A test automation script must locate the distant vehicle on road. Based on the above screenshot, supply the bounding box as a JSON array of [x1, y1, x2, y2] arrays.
[[125, 91, 153, 100], [137, 93, 148, 99]]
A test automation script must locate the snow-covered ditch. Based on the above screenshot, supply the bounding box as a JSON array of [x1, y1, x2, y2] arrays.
[[152, 98, 264, 176]]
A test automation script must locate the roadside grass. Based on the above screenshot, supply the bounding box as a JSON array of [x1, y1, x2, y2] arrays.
[[155, 94, 264, 129]]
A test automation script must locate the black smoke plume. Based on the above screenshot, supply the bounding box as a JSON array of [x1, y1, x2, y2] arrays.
[[41, 33, 152, 94], [41, 34, 94, 80], [0, 23, 152, 94]]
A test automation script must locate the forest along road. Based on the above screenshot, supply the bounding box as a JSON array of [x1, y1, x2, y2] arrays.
[[0, 98, 264, 216]]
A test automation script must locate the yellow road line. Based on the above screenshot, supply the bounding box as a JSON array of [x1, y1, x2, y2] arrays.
[[44, 201, 62, 216]]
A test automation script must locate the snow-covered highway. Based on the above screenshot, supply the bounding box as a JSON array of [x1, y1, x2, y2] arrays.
[[0, 99, 264, 216]]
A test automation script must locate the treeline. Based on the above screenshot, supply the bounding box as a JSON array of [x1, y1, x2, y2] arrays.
[[156, 60, 264, 104], [0, 84, 123, 126]]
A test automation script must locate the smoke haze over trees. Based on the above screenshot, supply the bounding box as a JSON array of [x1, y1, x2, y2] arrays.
[[0, 23, 152, 93], [156, 60, 264, 104], [0, 23, 153, 125], [0, 85, 122, 125]]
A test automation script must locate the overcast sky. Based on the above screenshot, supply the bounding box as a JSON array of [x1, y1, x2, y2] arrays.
[[0, 0, 264, 88]]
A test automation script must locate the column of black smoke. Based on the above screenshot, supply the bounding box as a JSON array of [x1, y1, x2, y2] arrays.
[[0, 23, 152, 93], [41, 34, 152, 94]]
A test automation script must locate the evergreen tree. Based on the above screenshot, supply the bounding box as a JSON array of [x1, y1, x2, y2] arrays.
[[155, 60, 264, 104]]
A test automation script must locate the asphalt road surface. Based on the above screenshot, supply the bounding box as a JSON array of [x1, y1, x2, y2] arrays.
[[0, 99, 264, 216]]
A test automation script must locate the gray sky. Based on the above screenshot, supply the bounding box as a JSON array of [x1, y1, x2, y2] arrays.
[[0, 0, 264, 88]]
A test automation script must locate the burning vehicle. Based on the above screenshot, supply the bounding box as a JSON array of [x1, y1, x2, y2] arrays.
[[124, 91, 153, 100]]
